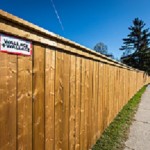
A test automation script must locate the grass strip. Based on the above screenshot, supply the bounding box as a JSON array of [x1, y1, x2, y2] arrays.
[[92, 85, 147, 150]]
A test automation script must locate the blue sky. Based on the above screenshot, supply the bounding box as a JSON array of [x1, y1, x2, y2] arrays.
[[1, 0, 150, 58]]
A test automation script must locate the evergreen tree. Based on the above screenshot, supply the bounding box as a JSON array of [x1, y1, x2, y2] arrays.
[[120, 18, 150, 74]]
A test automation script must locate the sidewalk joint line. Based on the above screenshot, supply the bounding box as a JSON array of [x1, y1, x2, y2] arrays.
[[134, 120, 150, 125]]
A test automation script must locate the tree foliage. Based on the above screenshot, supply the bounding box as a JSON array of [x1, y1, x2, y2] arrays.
[[94, 42, 114, 59], [120, 18, 150, 74], [94, 42, 108, 55]]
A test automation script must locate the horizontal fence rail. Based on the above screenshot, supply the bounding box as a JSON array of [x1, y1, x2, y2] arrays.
[[0, 10, 150, 150]]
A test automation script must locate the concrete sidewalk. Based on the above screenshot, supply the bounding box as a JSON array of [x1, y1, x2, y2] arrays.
[[124, 85, 150, 150]]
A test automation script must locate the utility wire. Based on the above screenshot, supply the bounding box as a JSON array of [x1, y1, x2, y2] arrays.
[[50, 0, 64, 32]]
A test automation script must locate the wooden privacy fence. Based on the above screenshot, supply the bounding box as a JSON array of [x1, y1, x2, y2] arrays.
[[0, 10, 150, 150]]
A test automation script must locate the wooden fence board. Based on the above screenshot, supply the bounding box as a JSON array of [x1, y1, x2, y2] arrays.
[[88, 60, 93, 148], [62, 53, 70, 150], [0, 53, 17, 150], [45, 48, 55, 150], [91, 61, 96, 145], [17, 55, 32, 150], [55, 51, 64, 150], [69, 55, 76, 150], [75, 56, 81, 150], [80, 58, 85, 150], [107, 65, 111, 125], [98, 63, 103, 137], [33, 45, 45, 150], [95, 61, 99, 140], [84, 58, 89, 150], [103, 64, 108, 129]]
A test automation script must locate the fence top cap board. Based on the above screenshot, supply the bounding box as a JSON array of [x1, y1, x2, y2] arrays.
[[0, 9, 143, 72]]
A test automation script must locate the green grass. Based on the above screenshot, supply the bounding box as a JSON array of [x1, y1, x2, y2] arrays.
[[92, 85, 147, 150]]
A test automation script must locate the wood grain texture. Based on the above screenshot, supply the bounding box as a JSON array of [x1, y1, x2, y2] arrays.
[[17, 55, 32, 150], [62, 53, 70, 150], [100, 63, 105, 133], [116, 67, 119, 118], [33, 45, 45, 150], [98, 63, 103, 137], [80, 58, 85, 150], [95, 61, 99, 140], [103, 64, 108, 130], [107, 65, 111, 124], [45, 48, 55, 150], [92, 61, 96, 145], [69, 55, 76, 150], [75, 56, 81, 150], [113, 67, 117, 119], [0, 53, 17, 150], [84, 58, 89, 150], [55, 51, 64, 150], [105, 65, 109, 127], [107, 65, 111, 123], [88, 60, 93, 148]]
